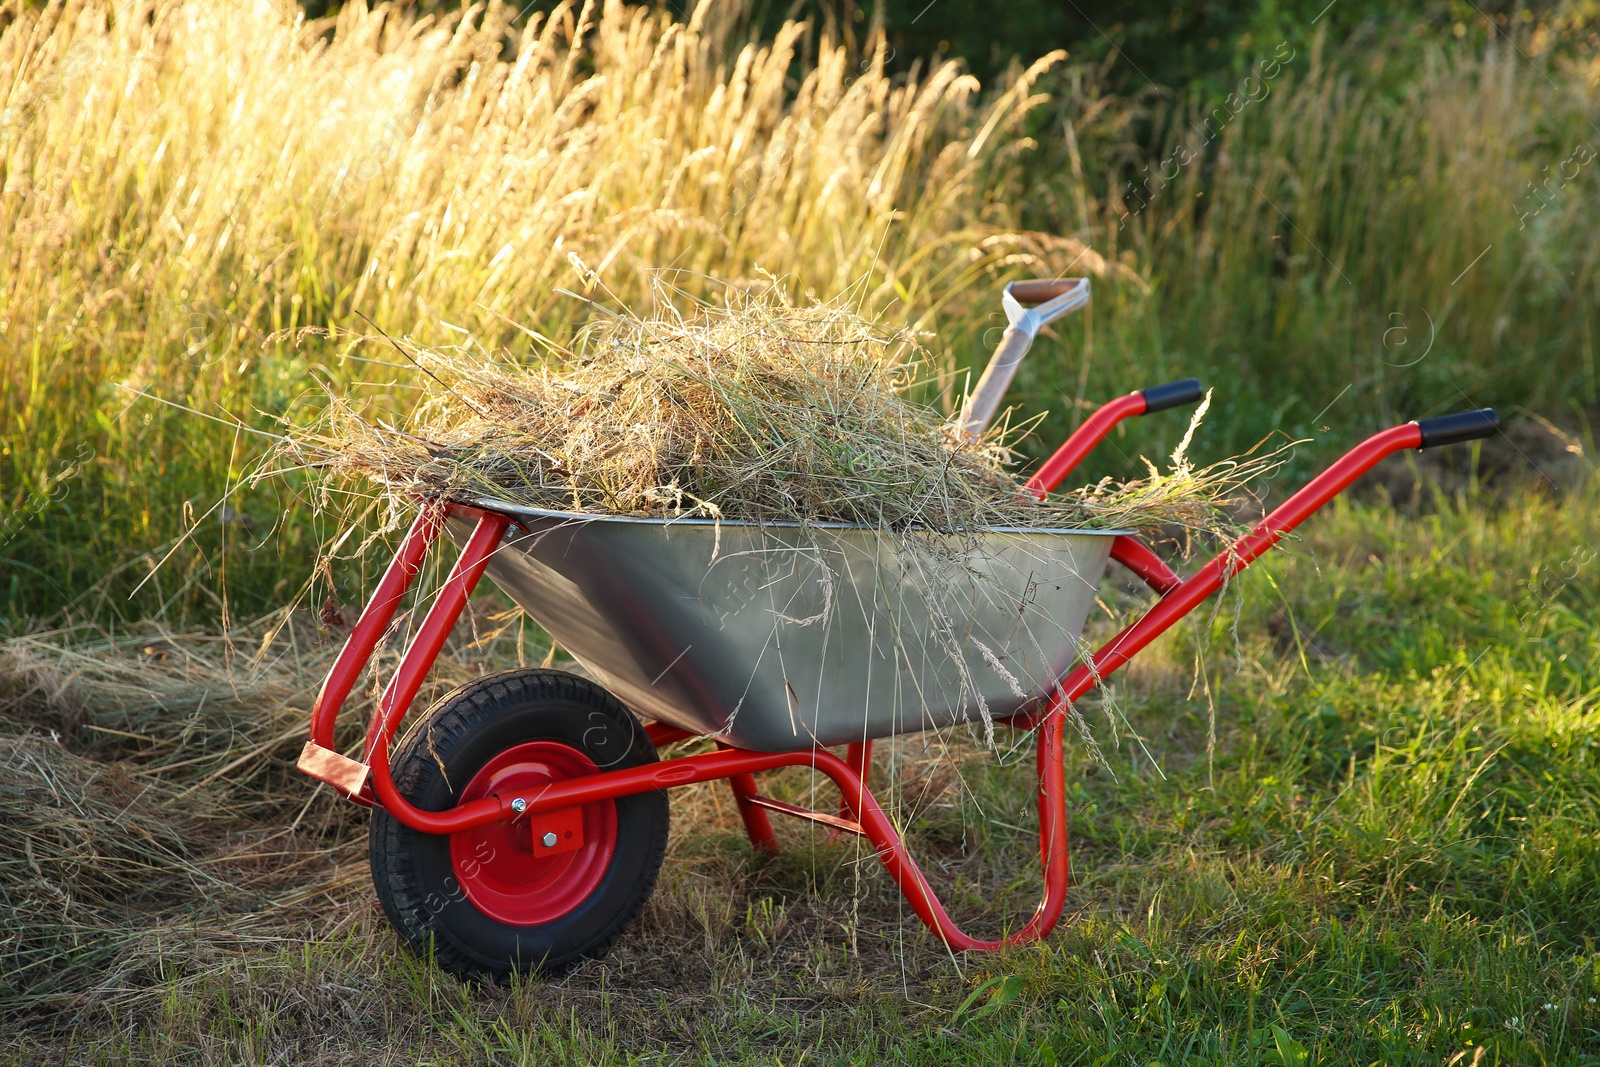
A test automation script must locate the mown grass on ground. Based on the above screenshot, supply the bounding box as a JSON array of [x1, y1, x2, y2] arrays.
[[3, 0, 1597, 622], [4, 472, 1596, 1064]]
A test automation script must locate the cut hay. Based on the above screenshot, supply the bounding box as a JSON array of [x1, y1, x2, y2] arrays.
[[272, 283, 1268, 541], [0, 609, 529, 1013]]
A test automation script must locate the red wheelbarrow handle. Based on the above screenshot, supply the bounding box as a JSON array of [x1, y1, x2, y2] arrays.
[[1007, 408, 1500, 729], [296, 408, 1497, 951], [1025, 378, 1204, 499]]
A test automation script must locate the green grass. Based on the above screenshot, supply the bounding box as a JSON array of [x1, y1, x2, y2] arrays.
[[1005, 30, 1600, 473], [6, 477, 1596, 1063]]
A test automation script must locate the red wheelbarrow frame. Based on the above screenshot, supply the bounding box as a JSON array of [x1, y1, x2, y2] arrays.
[[298, 399, 1497, 952]]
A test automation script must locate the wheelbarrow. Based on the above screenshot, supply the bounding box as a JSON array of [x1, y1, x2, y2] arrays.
[[295, 278, 1500, 979]]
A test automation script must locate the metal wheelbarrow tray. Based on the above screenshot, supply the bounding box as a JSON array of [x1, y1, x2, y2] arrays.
[[455, 507, 1116, 752], [293, 277, 1502, 980]]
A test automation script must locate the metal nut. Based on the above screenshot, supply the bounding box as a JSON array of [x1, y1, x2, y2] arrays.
[[509, 797, 527, 814], [541, 831, 558, 848]]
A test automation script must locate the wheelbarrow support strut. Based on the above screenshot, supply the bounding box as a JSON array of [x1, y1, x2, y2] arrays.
[[299, 409, 1498, 952]]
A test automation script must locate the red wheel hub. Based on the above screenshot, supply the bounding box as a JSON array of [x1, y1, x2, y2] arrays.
[[449, 740, 616, 926]]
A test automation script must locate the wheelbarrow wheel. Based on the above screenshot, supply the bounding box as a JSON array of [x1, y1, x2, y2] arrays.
[[369, 669, 667, 980]]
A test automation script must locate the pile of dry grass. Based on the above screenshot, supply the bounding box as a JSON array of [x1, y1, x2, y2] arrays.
[[0, 608, 529, 1014], [274, 284, 1265, 539], [0, 617, 317, 1011]]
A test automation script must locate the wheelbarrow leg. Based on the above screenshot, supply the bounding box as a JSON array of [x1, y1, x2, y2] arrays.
[[718, 744, 778, 854], [839, 741, 873, 823], [829, 713, 1072, 950]]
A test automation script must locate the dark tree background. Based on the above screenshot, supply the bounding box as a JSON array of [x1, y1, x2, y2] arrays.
[[298, 0, 1547, 90]]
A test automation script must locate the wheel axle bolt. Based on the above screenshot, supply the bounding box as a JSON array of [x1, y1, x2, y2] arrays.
[[541, 831, 558, 848], [509, 797, 527, 814]]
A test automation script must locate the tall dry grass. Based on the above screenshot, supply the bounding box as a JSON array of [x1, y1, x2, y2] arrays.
[[0, 0, 1091, 621]]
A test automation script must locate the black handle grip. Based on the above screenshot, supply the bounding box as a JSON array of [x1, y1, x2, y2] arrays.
[[1139, 378, 1204, 414], [1415, 408, 1498, 448]]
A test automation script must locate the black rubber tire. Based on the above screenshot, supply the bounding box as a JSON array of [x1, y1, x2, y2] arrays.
[[369, 669, 667, 980]]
